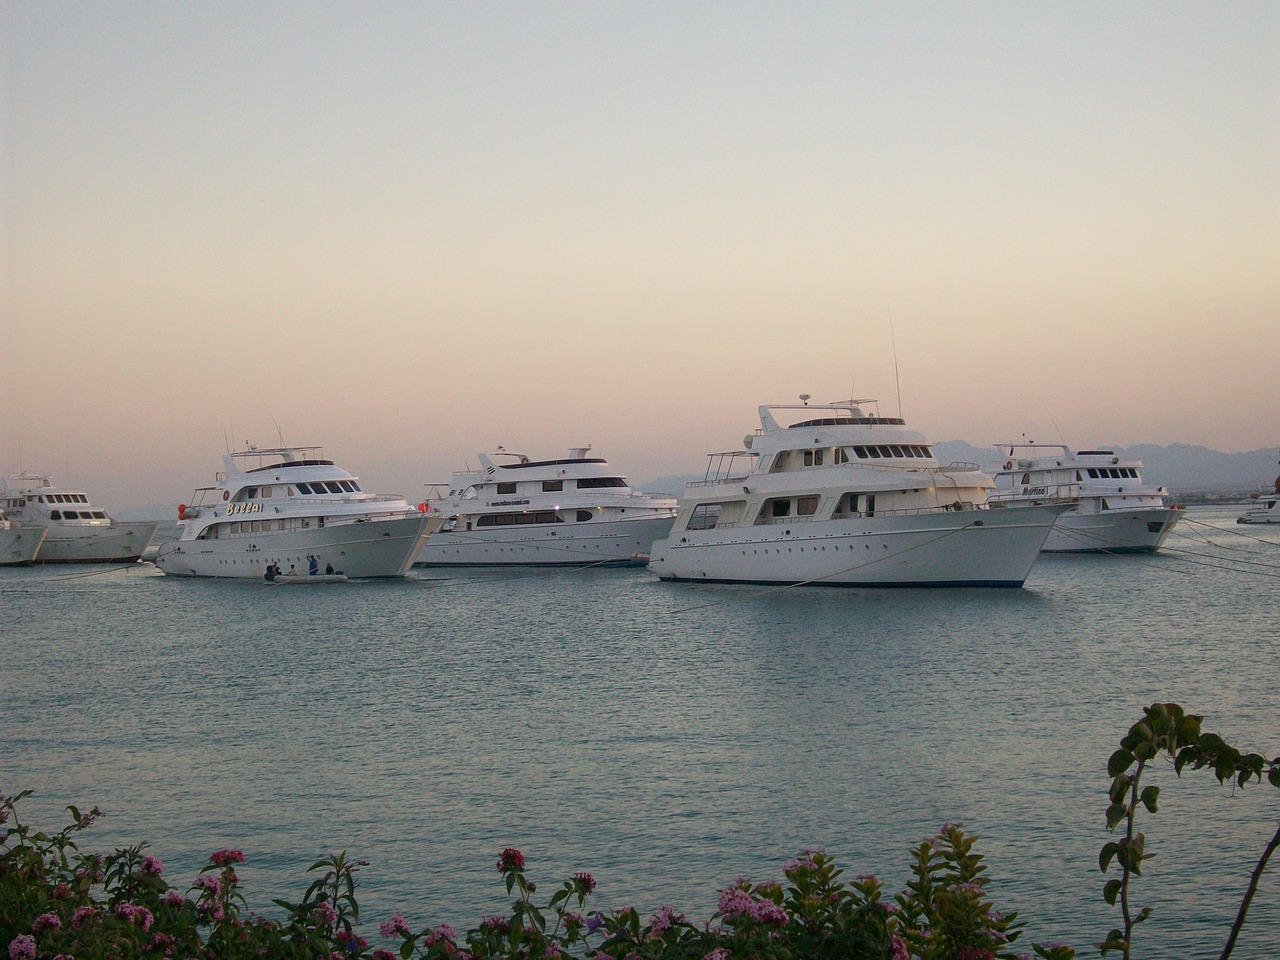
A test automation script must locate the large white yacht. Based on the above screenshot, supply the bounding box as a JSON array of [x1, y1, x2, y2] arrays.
[[0, 507, 45, 566], [156, 445, 441, 579], [988, 444, 1183, 552], [647, 399, 1071, 587], [418, 447, 678, 566], [0, 474, 158, 563]]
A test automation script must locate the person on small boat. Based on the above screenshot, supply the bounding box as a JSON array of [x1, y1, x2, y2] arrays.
[[325, 562, 335, 575], [288, 563, 297, 577], [308, 555, 319, 576]]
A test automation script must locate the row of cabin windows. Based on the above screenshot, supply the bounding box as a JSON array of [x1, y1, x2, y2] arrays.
[[799, 445, 932, 468], [492, 477, 626, 495], [239, 480, 362, 500], [1018, 467, 1139, 485], [474, 510, 595, 527], [199, 517, 324, 539], [50, 510, 108, 521], [34, 493, 91, 504], [687, 494, 879, 530]]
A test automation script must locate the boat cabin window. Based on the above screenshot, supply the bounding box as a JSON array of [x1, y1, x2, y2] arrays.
[[803, 450, 825, 467], [577, 477, 626, 489], [834, 493, 873, 517], [50, 510, 62, 520], [687, 503, 721, 530], [543, 480, 563, 492], [1021, 473, 1031, 484], [576, 510, 593, 522], [771, 499, 791, 518], [296, 483, 312, 494], [496, 482, 517, 495], [261, 486, 272, 498], [797, 495, 818, 516]]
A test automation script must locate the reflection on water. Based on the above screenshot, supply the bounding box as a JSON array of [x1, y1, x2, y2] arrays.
[[2, 506, 1278, 955]]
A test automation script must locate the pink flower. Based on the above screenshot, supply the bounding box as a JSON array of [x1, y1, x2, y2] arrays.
[[32, 914, 60, 934], [649, 905, 683, 934], [193, 874, 221, 895], [316, 901, 337, 925], [7, 936, 35, 960], [72, 905, 98, 929], [379, 914, 410, 938], [210, 849, 245, 867], [747, 900, 787, 925], [573, 871, 596, 894], [141, 855, 164, 875], [497, 847, 524, 872], [423, 924, 457, 946], [165, 892, 188, 907], [717, 888, 753, 918], [892, 935, 909, 960], [702, 950, 732, 960], [51, 884, 72, 900], [373, 952, 398, 960]]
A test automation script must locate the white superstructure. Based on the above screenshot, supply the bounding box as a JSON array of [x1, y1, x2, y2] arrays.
[[0, 474, 157, 563], [648, 399, 1070, 587], [989, 444, 1183, 552], [156, 445, 440, 579], [0, 507, 46, 566], [418, 447, 677, 566]]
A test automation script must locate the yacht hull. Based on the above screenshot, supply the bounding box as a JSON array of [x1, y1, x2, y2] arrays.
[[155, 515, 436, 579], [1042, 507, 1182, 553], [33, 521, 159, 563], [417, 514, 675, 566], [648, 504, 1067, 587], [0, 527, 46, 566]]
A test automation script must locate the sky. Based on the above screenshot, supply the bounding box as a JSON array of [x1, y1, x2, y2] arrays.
[[2, 1, 1277, 512]]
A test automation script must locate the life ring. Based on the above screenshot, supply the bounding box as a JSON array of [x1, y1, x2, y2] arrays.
[[416, 501, 430, 513], [178, 503, 188, 520]]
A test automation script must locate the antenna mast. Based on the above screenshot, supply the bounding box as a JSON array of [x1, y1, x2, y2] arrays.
[[888, 303, 903, 417]]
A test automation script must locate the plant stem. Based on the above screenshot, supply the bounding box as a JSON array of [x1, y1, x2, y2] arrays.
[[1220, 820, 1280, 960]]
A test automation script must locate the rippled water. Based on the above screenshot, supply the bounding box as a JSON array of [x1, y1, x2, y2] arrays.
[[3, 505, 1278, 957]]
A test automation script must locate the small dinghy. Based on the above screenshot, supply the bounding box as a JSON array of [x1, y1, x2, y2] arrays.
[[268, 574, 348, 585]]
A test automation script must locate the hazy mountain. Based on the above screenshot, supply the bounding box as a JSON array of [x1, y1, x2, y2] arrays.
[[639, 443, 1280, 496]]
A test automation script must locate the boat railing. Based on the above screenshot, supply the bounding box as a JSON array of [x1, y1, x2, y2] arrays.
[[989, 483, 1080, 502]]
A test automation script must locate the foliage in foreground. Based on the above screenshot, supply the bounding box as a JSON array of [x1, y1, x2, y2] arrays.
[[3, 701, 1277, 960]]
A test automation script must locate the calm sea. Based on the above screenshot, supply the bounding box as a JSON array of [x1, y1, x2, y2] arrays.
[[3, 505, 1278, 958]]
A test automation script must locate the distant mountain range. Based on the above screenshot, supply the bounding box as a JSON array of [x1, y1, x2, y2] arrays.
[[639, 442, 1280, 498]]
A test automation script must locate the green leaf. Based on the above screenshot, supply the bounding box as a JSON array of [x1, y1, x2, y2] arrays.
[[1099, 842, 1119, 872], [1105, 803, 1127, 830], [1108, 750, 1134, 777], [1140, 785, 1159, 813], [1103, 879, 1122, 905]]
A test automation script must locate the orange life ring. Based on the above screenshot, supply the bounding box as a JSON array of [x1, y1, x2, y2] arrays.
[[178, 503, 188, 520]]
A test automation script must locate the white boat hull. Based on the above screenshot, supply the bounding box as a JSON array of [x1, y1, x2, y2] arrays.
[[155, 515, 435, 579], [648, 504, 1068, 587], [417, 514, 676, 566], [0, 527, 46, 566], [1042, 506, 1183, 553], [34, 521, 159, 563]]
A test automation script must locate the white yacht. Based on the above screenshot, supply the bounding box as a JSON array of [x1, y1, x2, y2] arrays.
[[989, 444, 1183, 552], [1237, 458, 1280, 524], [418, 447, 678, 566], [156, 445, 441, 579], [647, 399, 1071, 587], [0, 508, 45, 566], [0, 474, 158, 563]]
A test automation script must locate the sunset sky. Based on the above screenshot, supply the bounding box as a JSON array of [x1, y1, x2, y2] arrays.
[[3, 2, 1277, 512]]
